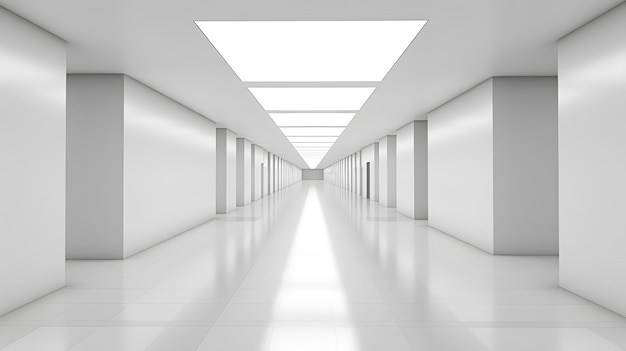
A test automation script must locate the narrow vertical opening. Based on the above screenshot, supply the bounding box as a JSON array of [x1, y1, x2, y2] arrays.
[[366, 162, 371, 199]]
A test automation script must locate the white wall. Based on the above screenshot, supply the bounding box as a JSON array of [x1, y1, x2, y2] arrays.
[[303, 169, 324, 180], [429, 78, 558, 254], [378, 135, 397, 208], [361, 143, 379, 201], [429, 80, 496, 253], [123, 77, 216, 257], [67, 75, 124, 259], [396, 121, 428, 219], [251, 144, 264, 201], [492, 77, 558, 254], [0, 7, 66, 315], [559, 3, 626, 317], [67, 75, 217, 259], [217, 128, 237, 213], [236, 138, 252, 206]]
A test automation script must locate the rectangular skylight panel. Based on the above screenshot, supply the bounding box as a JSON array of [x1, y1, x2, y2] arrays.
[[296, 149, 330, 153], [249, 87, 375, 111], [295, 146, 331, 149], [269, 113, 356, 127], [300, 154, 326, 158], [281, 127, 344, 137], [290, 142, 334, 147], [298, 150, 328, 153], [288, 136, 338, 143], [295, 144, 331, 148], [195, 20, 427, 82]]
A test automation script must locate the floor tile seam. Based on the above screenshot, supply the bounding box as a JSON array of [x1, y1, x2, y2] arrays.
[[393, 321, 626, 327], [264, 325, 276, 351], [135, 238, 211, 274], [64, 325, 100, 351], [439, 302, 600, 306], [0, 325, 98, 351], [143, 322, 212, 351], [0, 321, 179, 327], [412, 302, 595, 306], [7, 320, 626, 328], [65, 325, 166, 351], [425, 288, 583, 292], [0, 326, 41, 350], [195, 219, 285, 326]]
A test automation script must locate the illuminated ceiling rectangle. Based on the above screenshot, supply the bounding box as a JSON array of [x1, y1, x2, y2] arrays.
[[288, 136, 338, 143], [196, 20, 427, 169], [280, 127, 344, 137], [269, 113, 356, 127], [196, 20, 427, 82], [249, 87, 375, 111]]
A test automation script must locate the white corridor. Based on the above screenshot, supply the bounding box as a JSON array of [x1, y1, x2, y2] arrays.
[[1, 182, 626, 350]]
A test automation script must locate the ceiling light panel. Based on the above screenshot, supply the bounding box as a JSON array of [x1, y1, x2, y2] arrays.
[[249, 87, 375, 111], [291, 142, 334, 147], [302, 155, 324, 161], [269, 113, 356, 127], [196, 20, 427, 82], [298, 149, 328, 153], [281, 127, 344, 137], [288, 136, 338, 143], [295, 146, 331, 150]]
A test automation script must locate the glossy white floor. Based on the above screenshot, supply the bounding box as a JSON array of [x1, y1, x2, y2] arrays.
[[1, 181, 626, 350]]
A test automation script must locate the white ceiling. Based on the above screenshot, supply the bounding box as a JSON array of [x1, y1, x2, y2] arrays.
[[1, 0, 622, 169]]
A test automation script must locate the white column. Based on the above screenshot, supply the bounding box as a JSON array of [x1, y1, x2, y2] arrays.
[[251, 144, 264, 201], [217, 128, 237, 213], [396, 121, 428, 219], [0, 7, 66, 315], [236, 138, 252, 206], [67, 75, 217, 258], [378, 135, 397, 208], [428, 77, 558, 254], [558, 3, 626, 317], [263, 151, 270, 197]]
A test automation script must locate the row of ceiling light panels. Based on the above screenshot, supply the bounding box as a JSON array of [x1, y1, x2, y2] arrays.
[[196, 21, 427, 168]]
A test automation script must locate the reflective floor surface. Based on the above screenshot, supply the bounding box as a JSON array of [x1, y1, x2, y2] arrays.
[[1, 181, 626, 350]]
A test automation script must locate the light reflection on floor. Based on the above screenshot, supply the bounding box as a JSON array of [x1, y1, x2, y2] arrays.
[[1, 181, 626, 350]]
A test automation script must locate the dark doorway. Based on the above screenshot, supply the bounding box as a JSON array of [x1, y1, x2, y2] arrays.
[[261, 163, 264, 196], [366, 162, 371, 199]]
